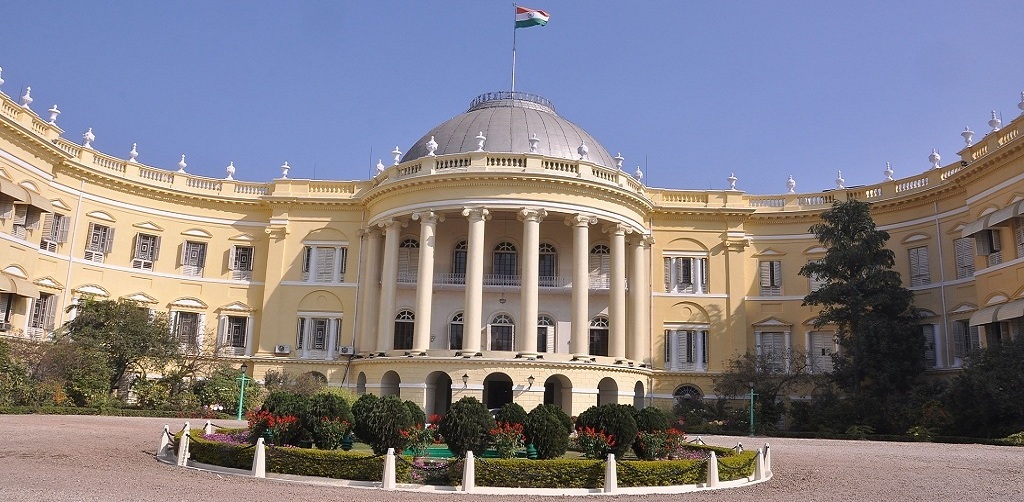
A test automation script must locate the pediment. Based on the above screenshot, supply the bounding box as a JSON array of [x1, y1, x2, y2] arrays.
[[169, 297, 208, 309], [86, 211, 116, 222], [948, 302, 977, 314], [752, 316, 792, 328], [2, 265, 28, 278], [901, 233, 930, 244], [74, 284, 110, 297], [34, 276, 64, 290], [50, 199, 72, 211], [133, 221, 164, 232], [803, 246, 827, 255], [217, 301, 254, 313], [228, 233, 257, 242], [181, 228, 212, 238], [18, 180, 40, 193], [752, 248, 786, 257], [121, 292, 159, 304]]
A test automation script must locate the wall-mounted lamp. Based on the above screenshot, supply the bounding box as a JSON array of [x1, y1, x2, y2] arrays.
[[462, 373, 469, 388], [527, 375, 535, 388], [498, 291, 507, 304]]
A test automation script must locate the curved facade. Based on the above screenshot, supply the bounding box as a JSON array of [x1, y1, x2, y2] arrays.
[[2, 88, 1023, 416]]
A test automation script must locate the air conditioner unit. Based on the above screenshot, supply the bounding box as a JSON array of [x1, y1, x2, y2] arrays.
[[0, 321, 9, 332], [338, 346, 354, 355], [274, 344, 291, 355]]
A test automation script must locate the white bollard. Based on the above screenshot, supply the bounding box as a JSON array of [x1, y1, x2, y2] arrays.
[[462, 450, 475, 493], [251, 437, 266, 478], [204, 420, 214, 435], [706, 451, 719, 487], [382, 448, 396, 490], [604, 453, 617, 493], [754, 448, 764, 481], [764, 443, 772, 474], [158, 425, 170, 457], [176, 430, 190, 467]]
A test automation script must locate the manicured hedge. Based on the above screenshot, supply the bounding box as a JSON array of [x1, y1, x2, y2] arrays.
[[0, 406, 232, 419], [187, 434, 255, 469], [467, 458, 604, 489]]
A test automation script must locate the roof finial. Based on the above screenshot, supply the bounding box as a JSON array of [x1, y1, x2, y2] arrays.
[[392, 146, 403, 165], [727, 172, 738, 190], [475, 131, 486, 152], [280, 161, 290, 179], [528, 133, 540, 154], [376, 159, 385, 173], [47, 104, 60, 125], [884, 162, 894, 181], [786, 175, 796, 193], [614, 152, 624, 170], [425, 136, 438, 156], [177, 154, 187, 173], [82, 127, 95, 149], [0, 67, 5, 87], [129, 143, 138, 163], [988, 110, 1001, 132], [20, 86, 33, 109], [929, 149, 941, 169], [577, 140, 589, 160], [1019, 92, 1024, 116], [835, 170, 845, 189], [634, 165, 643, 183], [961, 126, 974, 147], [225, 161, 236, 180]]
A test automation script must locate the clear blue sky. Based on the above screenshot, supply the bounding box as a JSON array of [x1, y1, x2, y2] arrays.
[[3, 1, 1023, 194]]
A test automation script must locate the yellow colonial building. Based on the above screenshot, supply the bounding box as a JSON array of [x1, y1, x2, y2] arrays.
[[2, 84, 1023, 417]]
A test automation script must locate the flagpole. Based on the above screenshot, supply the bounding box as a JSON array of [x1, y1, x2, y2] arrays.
[[511, 3, 517, 93]]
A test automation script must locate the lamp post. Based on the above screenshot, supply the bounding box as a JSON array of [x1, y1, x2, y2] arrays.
[[236, 363, 249, 421], [748, 381, 757, 437]]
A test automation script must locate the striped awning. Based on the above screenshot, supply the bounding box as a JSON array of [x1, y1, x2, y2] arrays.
[[962, 200, 1024, 238], [0, 179, 53, 213], [0, 274, 41, 298], [969, 298, 1024, 326]]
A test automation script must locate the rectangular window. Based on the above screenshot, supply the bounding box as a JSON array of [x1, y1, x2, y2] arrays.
[[181, 241, 207, 277], [449, 322, 464, 350], [173, 312, 200, 348], [226, 316, 247, 348], [922, 324, 937, 369], [0, 198, 13, 220], [39, 213, 69, 252], [490, 324, 514, 351], [664, 256, 708, 293], [807, 259, 826, 292], [664, 329, 708, 371], [588, 327, 608, 356], [84, 223, 114, 262], [296, 317, 330, 351], [758, 332, 787, 373], [30, 293, 57, 332], [539, 253, 557, 286], [229, 245, 254, 281], [975, 229, 1002, 267], [952, 319, 980, 360], [759, 260, 782, 296], [301, 245, 346, 282], [10, 204, 39, 239], [953, 237, 975, 279], [809, 331, 834, 373], [908, 246, 930, 286], [1015, 217, 1024, 259], [132, 233, 161, 270]]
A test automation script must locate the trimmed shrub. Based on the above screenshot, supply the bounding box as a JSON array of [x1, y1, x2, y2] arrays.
[[307, 393, 353, 449], [438, 396, 495, 457], [350, 393, 379, 445], [634, 406, 671, 432], [494, 402, 528, 426], [575, 404, 638, 459], [525, 404, 571, 459], [362, 395, 414, 455], [405, 400, 426, 426], [465, 458, 603, 488]]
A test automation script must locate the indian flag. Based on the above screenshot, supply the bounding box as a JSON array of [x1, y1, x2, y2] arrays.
[[515, 6, 550, 29]]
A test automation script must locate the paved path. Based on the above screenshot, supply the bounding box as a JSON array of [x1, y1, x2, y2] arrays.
[[0, 415, 1019, 501]]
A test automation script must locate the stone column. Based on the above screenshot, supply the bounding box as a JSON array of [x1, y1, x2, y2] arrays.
[[518, 208, 547, 355], [605, 223, 631, 361], [411, 211, 443, 354], [627, 236, 645, 362], [567, 214, 597, 358], [640, 235, 654, 366], [376, 218, 404, 353], [462, 207, 490, 355], [358, 228, 382, 355]]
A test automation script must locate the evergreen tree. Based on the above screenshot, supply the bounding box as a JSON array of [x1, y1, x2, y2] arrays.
[[800, 200, 925, 431]]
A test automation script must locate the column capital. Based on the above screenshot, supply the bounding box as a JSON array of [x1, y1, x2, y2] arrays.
[[641, 234, 655, 247], [565, 213, 598, 227], [412, 210, 445, 225], [517, 207, 548, 223], [603, 222, 633, 236], [376, 218, 408, 230], [462, 206, 491, 221]]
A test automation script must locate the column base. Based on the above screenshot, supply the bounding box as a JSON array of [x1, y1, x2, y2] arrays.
[[572, 354, 596, 363], [516, 352, 540, 360], [456, 351, 482, 358], [404, 350, 427, 357], [614, 358, 634, 366]]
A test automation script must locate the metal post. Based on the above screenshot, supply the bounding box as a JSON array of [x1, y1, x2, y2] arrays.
[[748, 383, 757, 437], [236, 363, 249, 421]]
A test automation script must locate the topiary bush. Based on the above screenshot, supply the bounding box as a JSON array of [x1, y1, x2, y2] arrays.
[[405, 400, 426, 426], [350, 393, 379, 445], [438, 396, 494, 457], [252, 391, 311, 445], [525, 405, 570, 459], [575, 404, 638, 459], [362, 395, 414, 455], [306, 392, 353, 449], [634, 406, 671, 433], [494, 402, 528, 426]]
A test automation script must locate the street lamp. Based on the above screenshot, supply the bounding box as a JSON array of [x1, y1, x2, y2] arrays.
[[462, 373, 469, 388], [748, 381, 757, 437], [236, 363, 250, 421], [527, 375, 535, 388]]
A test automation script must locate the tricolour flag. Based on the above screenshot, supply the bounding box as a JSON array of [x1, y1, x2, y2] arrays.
[[515, 6, 550, 29]]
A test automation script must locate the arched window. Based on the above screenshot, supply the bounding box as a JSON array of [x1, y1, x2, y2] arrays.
[[537, 315, 555, 353], [448, 312, 464, 350], [589, 316, 609, 356], [673, 384, 704, 405], [394, 309, 415, 350], [589, 244, 610, 288], [489, 313, 515, 351], [539, 242, 558, 287], [398, 238, 419, 282], [492, 241, 518, 284], [452, 240, 467, 284]]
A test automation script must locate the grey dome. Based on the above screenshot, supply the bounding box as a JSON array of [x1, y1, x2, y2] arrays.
[[403, 92, 617, 168]]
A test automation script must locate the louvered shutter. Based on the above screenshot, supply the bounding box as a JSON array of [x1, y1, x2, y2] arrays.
[[954, 238, 974, 278], [664, 330, 672, 366], [0, 200, 12, 220], [990, 230, 1001, 252], [196, 313, 206, 349], [228, 245, 237, 270], [316, 247, 335, 282], [12, 204, 27, 225], [546, 326, 555, 352], [133, 234, 143, 259], [969, 325, 981, 350], [296, 318, 305, 349], [338, 247, 347, 277], [952, 321, 966, 358], [41, 213, 54, 240], [152, 236, 161, 260], [975, 232, 990, 255], [301, 246, 311, 280], [103, 227, 115, 253], [922, 325, 936, 368], [1015, 218, 1024, 255], [24, 207, 40, 229], [56, 215, 69, 242], [663, 257, 672, 292], [759, 261, 772, 287], [771, 261, 782, 286]]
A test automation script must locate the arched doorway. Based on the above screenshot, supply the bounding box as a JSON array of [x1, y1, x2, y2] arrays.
[[305, 371, 328, 386], [356, 372, 367, 395], [633, 381, 645, 408], [543, 374, 573, 413], [381, 370, 401, 397], [597, 377, 618, 406], [483, 372, 513, 411], [425, 371, 453, 417]]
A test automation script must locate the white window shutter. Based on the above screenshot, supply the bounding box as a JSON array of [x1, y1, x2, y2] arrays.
[[133, 234, 142, 259], [771, 261, 782, 286], [103, 227, 115, 253], [990, 230, 1001, 252], [0, 200, 12, 220], [315, 247, 335, 282], [759, 261, 771, 287], [197, 314, 206, 349], [56, 214, 69, 242], [152, 236, 161, 261], [41, 213, 54, 240], [975, 232, 990, 255], [296, 318, 305, 349], [952, 321, 966, 359], [663, 257, 672, 292], [545, 326, 555, 352], [338, 247, 348, 277], [228, 245, 237, 270], [664, 329, 671, 365]]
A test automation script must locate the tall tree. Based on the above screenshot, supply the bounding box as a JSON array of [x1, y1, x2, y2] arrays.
[[62, 297, 177, 392], [800, 200, 924, 430]]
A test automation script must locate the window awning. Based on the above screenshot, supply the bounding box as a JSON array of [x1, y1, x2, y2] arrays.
[[962, 200, 1024, 238], [0, 179, 53, 213], [0, 274, 41, 298], [969, 298, 1024, 326]]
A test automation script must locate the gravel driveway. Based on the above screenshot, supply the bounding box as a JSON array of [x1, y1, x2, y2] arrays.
[[0, 414, 1019, 501]]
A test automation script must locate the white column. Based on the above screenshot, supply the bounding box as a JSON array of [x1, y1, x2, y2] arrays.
[[358, 228, 382, 354], [217, 314, 227, 352], [669, 330, 679, 370], [326, 317, 338, 360], [784, 331, 792, 373], [518, 208, 547, 355], [376, 218, 404, 353], [568, 214, 597, 358], [606, 223, 630, 360], [933, 324, 945, 368], [805, 331, 812, 371], [640, 235, 653, 366], [244, 315, 253, 357], [462, 207, 489, 355], [696, 331, 706, 372], [301, 317, 310, 359], [412, 211, 443, 354], [755, 332, 763, 357], [694, 258, 705, 294], [628, 237, 645, 362]]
